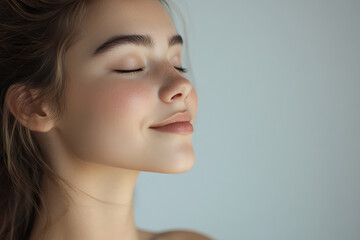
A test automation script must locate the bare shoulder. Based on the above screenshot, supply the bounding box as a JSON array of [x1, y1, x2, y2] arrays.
[[138, 228, 213, 240], [154, 229, 213, 240]]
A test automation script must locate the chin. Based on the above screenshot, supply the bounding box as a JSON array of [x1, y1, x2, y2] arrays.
[[139, 149, 196, 174], [158, 150, 196, 174]]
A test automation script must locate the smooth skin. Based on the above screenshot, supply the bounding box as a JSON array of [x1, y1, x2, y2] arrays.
[[5, 0, 212, 239]]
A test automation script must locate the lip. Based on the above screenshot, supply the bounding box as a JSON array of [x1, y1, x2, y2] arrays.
[[150, 122, 193, 135], [149, 110, 193, 135], [149, 110, 192, 128]]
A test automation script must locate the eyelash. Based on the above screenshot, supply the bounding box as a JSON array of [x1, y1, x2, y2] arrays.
[[115, 66, 187, 74]]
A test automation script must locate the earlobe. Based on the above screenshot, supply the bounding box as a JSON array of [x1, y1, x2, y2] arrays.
[[5, 84, 55, 133]]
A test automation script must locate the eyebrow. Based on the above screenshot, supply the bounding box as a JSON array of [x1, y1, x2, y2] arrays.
[[93, 34, 183, 56]]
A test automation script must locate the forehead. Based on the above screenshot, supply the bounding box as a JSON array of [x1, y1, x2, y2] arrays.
[[66, 0, 179, 62], [81, 0, 176, 41]]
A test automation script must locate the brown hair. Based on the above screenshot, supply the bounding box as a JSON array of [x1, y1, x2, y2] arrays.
[[0, 0, 185, 239], [0, 0, 91, 239]]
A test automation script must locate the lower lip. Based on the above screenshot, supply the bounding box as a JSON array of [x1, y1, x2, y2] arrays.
[[150, 122, 193, 135]]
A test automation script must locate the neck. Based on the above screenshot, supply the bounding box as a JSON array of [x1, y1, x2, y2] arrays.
[[30, 163, 141, 240]]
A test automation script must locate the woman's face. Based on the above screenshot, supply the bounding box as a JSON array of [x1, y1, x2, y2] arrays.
[[56, 0, 198, 173]]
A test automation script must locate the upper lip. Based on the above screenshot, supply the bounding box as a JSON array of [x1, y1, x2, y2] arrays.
[[150, 110, 192, 128]]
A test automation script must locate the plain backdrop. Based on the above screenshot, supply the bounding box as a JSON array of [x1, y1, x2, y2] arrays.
[[135, 0, 360, 239]]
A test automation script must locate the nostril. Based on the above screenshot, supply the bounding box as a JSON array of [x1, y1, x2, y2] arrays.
[[171, 93, 182, 100]]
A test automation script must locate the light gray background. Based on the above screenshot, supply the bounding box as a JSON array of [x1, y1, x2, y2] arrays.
[[135, 0, 360, 239]]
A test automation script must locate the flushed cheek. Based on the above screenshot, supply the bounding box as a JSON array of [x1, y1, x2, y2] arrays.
[[191, 88, 199, 109], [70, 81, 154, 165], [188, 87, 199, 120], [90, 81, 153, 124]]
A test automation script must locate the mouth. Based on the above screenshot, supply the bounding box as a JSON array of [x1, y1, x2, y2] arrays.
[[149, 121, 193, 135], [149, 110, 193, 135]]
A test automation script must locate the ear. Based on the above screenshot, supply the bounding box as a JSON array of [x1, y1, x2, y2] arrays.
[[5, 84, 56, 132]]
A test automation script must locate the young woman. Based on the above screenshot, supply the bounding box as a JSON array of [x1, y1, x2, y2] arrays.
[[0, 0, 212, 239]]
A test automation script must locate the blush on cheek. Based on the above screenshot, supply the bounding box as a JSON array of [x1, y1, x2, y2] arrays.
[[69, 81, 153, 166], [90, 81, 152, 120], [190, 88, 199, 109]]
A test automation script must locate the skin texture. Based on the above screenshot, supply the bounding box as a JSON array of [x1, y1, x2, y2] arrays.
[[4, 0, 211, 239]]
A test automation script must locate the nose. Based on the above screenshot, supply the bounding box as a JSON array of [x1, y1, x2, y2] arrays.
[[158, 67, 193, 104]]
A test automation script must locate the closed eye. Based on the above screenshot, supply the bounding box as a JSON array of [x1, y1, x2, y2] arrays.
[[174, 66, 187, 73], [114, 68, 143, 73], [114, 66, 187, 74]]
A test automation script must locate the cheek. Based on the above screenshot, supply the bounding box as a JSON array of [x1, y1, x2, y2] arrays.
[[64, 80, 154, 165], [191, 88, 198, 108], [91, 81, 151, 121], [189, 87, 199, 118]]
